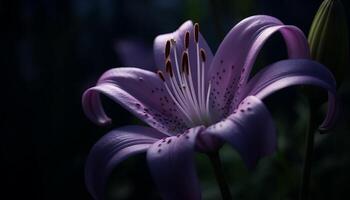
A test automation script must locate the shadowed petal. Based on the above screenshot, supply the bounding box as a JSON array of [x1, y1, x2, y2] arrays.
[[154, 20, 213, 85], [82, 67, 188, 134], [208, 15, 310, 119], [147, 126, 204, 200], [85, 126, 166, 200], [203, 96, 276, 169], [239, 59, 337, 130]]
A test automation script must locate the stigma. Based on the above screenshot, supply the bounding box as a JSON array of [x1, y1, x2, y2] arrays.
[[157, 23, 212, 127]]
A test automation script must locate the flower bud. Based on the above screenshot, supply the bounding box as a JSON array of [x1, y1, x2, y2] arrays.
[[308, 0, 349, 86]]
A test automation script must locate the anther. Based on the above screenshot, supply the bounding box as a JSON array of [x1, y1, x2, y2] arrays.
[[157, 70, 165, 82], [165, 59, 173, 77], [181, 52, 189, 75], [194, 23, 199, 43], [165, 40, 171, 58], [200, 48, 206, 62], [184, 31, 190, 49]]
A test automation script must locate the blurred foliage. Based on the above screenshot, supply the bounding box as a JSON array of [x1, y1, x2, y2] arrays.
[[3, 0, 350, 200]]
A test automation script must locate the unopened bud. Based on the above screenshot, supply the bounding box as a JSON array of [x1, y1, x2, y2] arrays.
[[308, 0, 349, 86]]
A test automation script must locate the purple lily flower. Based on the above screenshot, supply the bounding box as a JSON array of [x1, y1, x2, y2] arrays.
[[82, 15, 337, 200]]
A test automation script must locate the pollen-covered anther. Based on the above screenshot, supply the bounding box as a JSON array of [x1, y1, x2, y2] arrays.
[[200, 48, 206, 62], [181, 52, 189, 75], [165, 40, 171, 58], [184, 31, 190, 49], [194, 23, 199, 43], [165, 59, 173, 77], [157, 70, 165, 82], [170, 38, 176, 45]]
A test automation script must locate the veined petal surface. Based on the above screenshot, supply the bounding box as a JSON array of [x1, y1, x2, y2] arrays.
[[240, 59, 337, 130], [147, 126, 204, 200], [208, 15, 310, 119], [203, 96, 276, 169], [82, 67, 189, 134]]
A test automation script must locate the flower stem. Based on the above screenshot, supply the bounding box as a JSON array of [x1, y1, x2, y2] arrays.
[[208, 152, 232, 200], [300, 100, 318, 200]]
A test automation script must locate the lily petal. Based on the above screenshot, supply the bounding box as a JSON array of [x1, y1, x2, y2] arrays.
[[239, 59, 337, 130], [154, 20, 213, 84], [82, 67, 188, 134], [147, 126, 204, 200], [85, 125, 166, 200], [208, 15, 310, 118], [204, 96, 276, 169]]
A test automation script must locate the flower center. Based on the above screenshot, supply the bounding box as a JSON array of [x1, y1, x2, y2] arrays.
[[157, 23, 212, 127]]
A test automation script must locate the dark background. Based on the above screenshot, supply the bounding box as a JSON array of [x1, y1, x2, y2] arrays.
[[3, 0, 350, 199]]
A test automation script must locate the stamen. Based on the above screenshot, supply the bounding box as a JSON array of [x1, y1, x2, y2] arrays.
[[200, 48, 206, 62], [165, 40, 171, 58], [181, 51, 201, 121], [157, 27, 213, 126], [170, 39, 197, 117], [200, 48, 206, 115], [205, 81, 212, 120], [169, 74, 190, 111], [157, 70, 165, 82], [181, 52, 189, 75], [195, 26, 202, 113], [184, 31, 190, 49], [181, 51, 200, 121], [166, 60, 192, 112], [170, 39, 176, 46], [159, 68, 194, 125], [164, 82, 194, 125], [194, 23, 199, 43], [170, 39, 184, 85], [165, 59, 173, 77], [166, 54, 196, 121], [184, 49, 202, 120]]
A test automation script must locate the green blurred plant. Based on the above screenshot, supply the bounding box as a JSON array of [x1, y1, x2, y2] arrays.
[[308, 0, 349, 86], [300, 1, 349, 199]]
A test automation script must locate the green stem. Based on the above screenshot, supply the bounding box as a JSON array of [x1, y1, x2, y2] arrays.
[[208, 152, 232, 200], [300, 100, 318, 200]]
